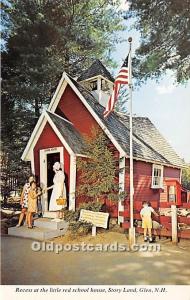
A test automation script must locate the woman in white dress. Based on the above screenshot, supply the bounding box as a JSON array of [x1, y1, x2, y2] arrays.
[[46, 162, 67, 221]]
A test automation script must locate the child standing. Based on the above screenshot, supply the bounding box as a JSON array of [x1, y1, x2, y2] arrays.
[[16, 175, 35, 227], [27, 181, 42, 229], [140, 201, 159, 242]]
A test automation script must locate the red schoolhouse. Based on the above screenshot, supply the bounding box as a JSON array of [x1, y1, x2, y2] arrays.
[[22, 60, 186, 222]]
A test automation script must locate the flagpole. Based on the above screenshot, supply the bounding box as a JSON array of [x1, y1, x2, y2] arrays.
[[128, 37, 136, 247]]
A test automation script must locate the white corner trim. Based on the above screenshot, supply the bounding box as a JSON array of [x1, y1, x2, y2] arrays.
[[31, 150, 35, 175], [21, 112, 47, 161], [118, 154, 125, 224], [69, 154, 77, 211], [48, 110, 73, 125], [75, 153, 88, 158], [179, 168, 182, 184], [48, 73, 68, 112], [21, 110, 75, 161]]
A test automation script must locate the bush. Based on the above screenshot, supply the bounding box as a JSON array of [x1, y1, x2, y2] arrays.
[[63, 209, 80, 223], [79, 201, 103, 212], [64, 201, 103, 236], [69, 220, 93, 237]]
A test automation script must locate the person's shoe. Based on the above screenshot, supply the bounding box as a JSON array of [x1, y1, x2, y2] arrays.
[[144, 236, 148, 242], [16, 224, 20, 227], [149, 236, 156, 243]]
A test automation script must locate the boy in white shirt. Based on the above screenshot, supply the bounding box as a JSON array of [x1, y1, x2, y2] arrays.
[[140, 201, 159, 242]]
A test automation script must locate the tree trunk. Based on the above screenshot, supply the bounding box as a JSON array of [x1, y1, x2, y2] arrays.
[[34, 98, 40, 123]]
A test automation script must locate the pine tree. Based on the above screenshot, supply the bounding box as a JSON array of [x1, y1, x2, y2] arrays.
[[1, 0, 125, 188], [2, 0, 125, 117], [77, 128, 122, 203], [182, 165, 190, 190], [126, 0, 190, 84]]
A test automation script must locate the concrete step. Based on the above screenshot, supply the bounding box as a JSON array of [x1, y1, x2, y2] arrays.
[[8, 225, 67, 240], [43, 211, 57, 218], [34, 218, 68, 230]]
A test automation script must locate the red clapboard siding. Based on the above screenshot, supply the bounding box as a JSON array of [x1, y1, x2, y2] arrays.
[[56, 85, 99, 136], [164, 167, 181, 178], [122, 224, 190, 239], [159, 216, 171, 222], [133, 201, 158, 210], [178, 217, 190, 225], [125, 160, 160, 202], [160, 202, 173, 208], [182, 203, 190, 209], [178, 230, 190, 239], [125, 160, 181, 204], [33, 123, 70, 185]]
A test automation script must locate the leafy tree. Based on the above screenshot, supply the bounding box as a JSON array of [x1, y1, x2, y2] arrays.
[[77, 128, 124, 203], [126, 0, 190, 84], [1, 0, 125, 189], [1, 0, 125, 117], [182, 166, 190, 190]]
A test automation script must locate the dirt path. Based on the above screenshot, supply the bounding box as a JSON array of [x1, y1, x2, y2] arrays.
[[1, 234, 190, 285]]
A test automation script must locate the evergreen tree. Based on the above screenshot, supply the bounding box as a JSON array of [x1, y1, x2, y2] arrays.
[[126, 0, 190, 84], [182, 166, 190, 190], [77, 128, 123, 203], [2, 0, 125, 117], [1, 0, 125, 189]]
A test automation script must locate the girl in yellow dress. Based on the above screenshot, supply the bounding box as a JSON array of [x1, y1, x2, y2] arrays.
[[27, 181, 42, 229]]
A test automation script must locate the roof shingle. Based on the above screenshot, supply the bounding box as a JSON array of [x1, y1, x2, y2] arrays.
[[69, 76, 185, 168], [77, 59, 114, 83], [47, 111, 86, 155]]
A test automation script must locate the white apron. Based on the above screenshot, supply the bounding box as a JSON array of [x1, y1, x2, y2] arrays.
[[49, 170, 67, 211]]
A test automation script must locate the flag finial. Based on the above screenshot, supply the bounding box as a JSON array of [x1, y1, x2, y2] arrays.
[[128, 37, 132, 43]]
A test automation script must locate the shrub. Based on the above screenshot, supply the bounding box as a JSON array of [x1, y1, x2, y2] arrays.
[[69, 220, 93, 237], [79, 201, 103, 212], [64, 201, 103, 236]]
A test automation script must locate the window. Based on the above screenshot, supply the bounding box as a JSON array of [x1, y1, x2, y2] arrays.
[[151, 164, 164, 188], [101, 79, 109, 91], [168, 185, 176, 202], [89, 80, 98, 91]]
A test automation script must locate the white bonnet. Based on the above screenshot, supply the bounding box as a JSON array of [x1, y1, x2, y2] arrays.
[[53, 161, 61, 171]]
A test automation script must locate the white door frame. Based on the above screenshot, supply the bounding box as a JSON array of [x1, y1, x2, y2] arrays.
[[40, 147, 64, 213]]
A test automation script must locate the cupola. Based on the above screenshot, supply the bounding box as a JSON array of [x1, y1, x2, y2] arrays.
[[77, 60, 114, 107]]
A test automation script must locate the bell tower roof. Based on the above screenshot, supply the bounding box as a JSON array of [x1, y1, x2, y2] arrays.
[[78, 59, 114, 83]]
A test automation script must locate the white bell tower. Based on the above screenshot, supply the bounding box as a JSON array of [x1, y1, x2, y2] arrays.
[[78, 60, 114, 108]]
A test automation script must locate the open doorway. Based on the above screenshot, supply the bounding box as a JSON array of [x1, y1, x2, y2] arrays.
[[47, 152, 60, 209], [40, 146, 64, 214]]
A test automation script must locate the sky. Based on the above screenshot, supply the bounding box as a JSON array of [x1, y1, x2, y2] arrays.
[[111, 1, 190, 163]]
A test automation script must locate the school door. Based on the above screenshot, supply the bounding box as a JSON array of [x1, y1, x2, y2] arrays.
[[40, 147, 64, 213]]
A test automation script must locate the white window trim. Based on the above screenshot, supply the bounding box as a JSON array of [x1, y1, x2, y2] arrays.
[[151, 164, 164, 189]]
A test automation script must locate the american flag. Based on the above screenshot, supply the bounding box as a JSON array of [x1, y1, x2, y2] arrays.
[[103, 55, 129, 118]]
